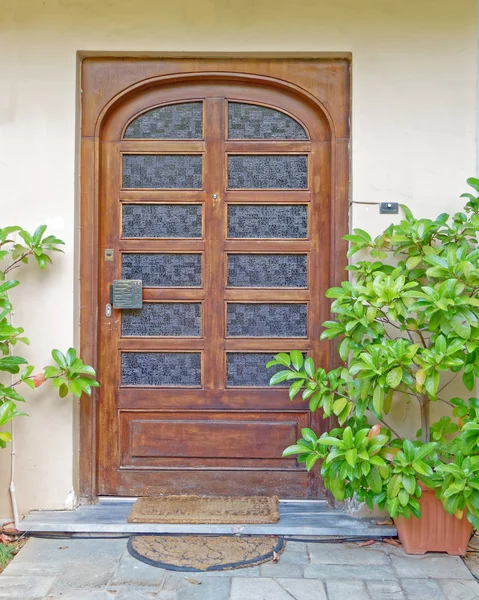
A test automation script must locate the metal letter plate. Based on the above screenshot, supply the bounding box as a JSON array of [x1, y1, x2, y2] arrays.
[[112, 280, 143, 309]]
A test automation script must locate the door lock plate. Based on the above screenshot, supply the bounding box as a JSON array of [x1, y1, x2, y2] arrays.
[[111, 280, 143, 309]]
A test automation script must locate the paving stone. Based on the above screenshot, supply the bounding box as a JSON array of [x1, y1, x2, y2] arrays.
[[48, 559, 117, 591], [275, 577, 328, 600], [199, 565, 260, 577], [276, 552, 310, 565], [108, 551, 166, 586], [304, 563, 396, 580], [0, 575, 55, 598], [367, 581, 405, 599], [231, 577, 301, 600], [283, 541, 309, 554], [2, 559, 65, 576], [308, 543, 389, 565], [259, 562, 304, 578], [41, 591, 114, 600], [16, 537, 126, 565], [277, 545, 310, 565], [391, 554, 473, 579], [400, 578, 446, 600], [440, 579, 479, 600], [113, 586, 160, 600], [325, 579, 370, 600], [157, 592, 177, 600], [163, 576, 231, 600]]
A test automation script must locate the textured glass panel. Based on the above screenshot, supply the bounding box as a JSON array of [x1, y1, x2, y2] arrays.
[[228, 155, 308, 189], [227, 205, 307, 239], [122, 303, 201, 337], [226, 353, 292, 387], [228, 103, 308, 140], [227, 303, 307, 338], [124, 102, 203, 139], [122, 254, 202, 287], [227, 254, 307, 288], [122, 204, 202, 238], [122, 352, 201, 386], [123, 155, 202, 189]]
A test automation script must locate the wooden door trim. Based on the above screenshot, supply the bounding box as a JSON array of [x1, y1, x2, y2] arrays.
[[79, 57, 350, 503]]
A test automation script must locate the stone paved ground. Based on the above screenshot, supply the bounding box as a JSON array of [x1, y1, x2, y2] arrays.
[[1, 536, 479, 599]]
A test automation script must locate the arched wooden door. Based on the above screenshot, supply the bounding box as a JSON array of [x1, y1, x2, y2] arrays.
[[96, 77, 334, 498]]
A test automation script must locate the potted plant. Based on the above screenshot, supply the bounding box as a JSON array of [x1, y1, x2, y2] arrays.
[[268, 180, 479, 555]]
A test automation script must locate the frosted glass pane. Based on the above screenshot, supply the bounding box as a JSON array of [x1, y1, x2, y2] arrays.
[[227, 204, 307, 239], [227, 303, 307, 337], [122, 254, 202, 287], [228, 103, 307, 140], [123, 155, 202, 189], [227, 254, 307, 288], [228, 155, 307, 189], [122, 303, 201, 337], [122, 352, 201, 386], [124, 103, 203, 139], [122, 204, 202, 238]]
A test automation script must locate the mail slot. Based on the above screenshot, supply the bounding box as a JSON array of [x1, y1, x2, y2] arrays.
[[111, 280, 143, 309]]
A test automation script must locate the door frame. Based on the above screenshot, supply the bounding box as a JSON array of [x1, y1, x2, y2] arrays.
[[78, 56, 351, 504]]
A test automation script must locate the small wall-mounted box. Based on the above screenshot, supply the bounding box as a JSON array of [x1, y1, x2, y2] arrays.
[[380, 202, 399, 214]]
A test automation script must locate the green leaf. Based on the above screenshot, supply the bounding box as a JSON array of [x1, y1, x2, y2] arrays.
[[290, 351, 304, 371], [304, 357, 315, 378], [403, 439, 415, 462], [305, 453, 320, 471], [451, 314, 471, 339], [467, 177, 479, 193], [412, 460, 433, 477], [289, 379, 304, 401], [386, 367, 403, 389], [367, 469, 383, 494], [52, 349, 67, 368], [373, 386, 384, 417], [387, 475, 402, 499], [269, 370, 293, 385], [333, 397, 348, 416], [283, 445, 308, 457], [0, 356, 28, 374], [345, 448, 357, 467], [58, 383, 69, 398], [330, 478, 345, 501], [301, 428, 318, 445], [403, 474, 416, 495], [273, 353, 291, 367], [66, 348, 77, 366]]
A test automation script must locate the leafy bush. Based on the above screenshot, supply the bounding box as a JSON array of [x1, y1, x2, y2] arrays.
[[269, 179, 479, 527], [0, 225, 98, 447]]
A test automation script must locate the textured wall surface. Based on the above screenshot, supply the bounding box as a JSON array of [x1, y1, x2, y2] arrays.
[[0, 0, 476, 517]]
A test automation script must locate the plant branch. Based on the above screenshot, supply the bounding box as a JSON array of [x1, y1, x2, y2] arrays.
[[438, 371, 460, 394], [436, 397, 454, 407], [377, 417, 403, 441], [4, 252, 32, 275]]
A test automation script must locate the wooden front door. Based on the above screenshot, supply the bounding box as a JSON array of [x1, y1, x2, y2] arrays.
[[84, 60, 349, 499]]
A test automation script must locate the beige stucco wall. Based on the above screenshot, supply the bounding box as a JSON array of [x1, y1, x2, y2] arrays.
[[0, 0, 476, 519]]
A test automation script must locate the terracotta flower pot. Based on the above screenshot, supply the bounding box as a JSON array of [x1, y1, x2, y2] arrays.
[[395, 485, 472, 555]]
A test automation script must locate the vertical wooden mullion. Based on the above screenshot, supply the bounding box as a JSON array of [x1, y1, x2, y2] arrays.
[[203, 98, 226, 396], [97, 141, 121, 494], [307, 141, 332, 498]]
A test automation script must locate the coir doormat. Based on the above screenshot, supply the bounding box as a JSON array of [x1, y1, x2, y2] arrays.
[[127, 495, 280, 524], [127, 534, 285, 571]]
